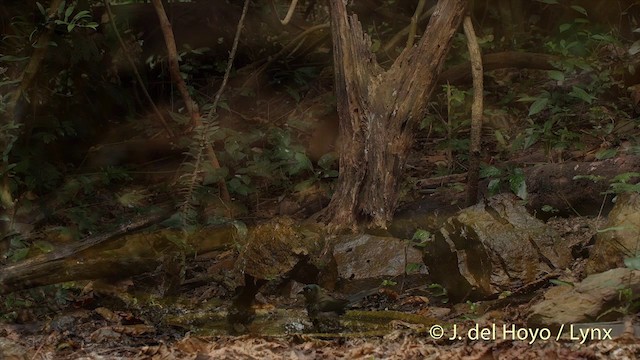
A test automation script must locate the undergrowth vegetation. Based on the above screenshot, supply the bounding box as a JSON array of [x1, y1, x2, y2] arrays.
[[0, 0, 639, 262]]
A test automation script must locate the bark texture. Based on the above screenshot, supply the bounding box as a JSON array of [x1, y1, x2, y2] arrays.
[[320, 0, 467, 230]]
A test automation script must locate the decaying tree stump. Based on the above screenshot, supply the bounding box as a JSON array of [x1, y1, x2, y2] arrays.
[[318, 0, 467, 230]]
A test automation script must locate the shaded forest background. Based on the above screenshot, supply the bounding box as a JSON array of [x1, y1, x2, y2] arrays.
[[1, 0, 640, 264]]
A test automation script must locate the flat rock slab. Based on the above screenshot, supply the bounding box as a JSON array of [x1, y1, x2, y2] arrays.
[[528, 268, 640, 327], [587, 192, 640, 274], [333, 234, 427, 293], [423, 194, 572, 301]]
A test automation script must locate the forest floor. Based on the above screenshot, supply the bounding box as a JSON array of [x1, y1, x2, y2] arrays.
[[2, 215, 640, 359], [3, 68, 640, 359]]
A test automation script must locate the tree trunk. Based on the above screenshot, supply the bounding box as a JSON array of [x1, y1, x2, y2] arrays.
[[319, 0, 467, 230]]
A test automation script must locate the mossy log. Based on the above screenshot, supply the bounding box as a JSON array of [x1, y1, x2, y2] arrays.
[[0, 210, 236, 295]]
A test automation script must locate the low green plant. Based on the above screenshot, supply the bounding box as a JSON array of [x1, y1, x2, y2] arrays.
[[509, 5, 626, 158], [480, 165, 527, 200], [421, 85, 472, 174], [598, 287, 640, 319], [405, 262, 422, 273], [428, 283, 448, 302], [606, 173, 640, 195], [381, 279, 397, 287], [410, 228, 433, 248], [0, 285, 75, 322], [541, 204, 559, 214]]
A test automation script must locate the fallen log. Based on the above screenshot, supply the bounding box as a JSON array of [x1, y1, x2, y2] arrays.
[[409, 155, 640, 219], [525, 155, 640, 218], [0, 207, 235, 295]]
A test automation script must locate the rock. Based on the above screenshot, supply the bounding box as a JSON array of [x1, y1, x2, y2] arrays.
[[234, 217, 328, 284], [388, 200, 458, 240], [422, 194, 572, 301], [586, 193, 640, 274], [0, 337, 29, 360], [528, 268, 640, 327], [333, 234, 428, 293], [228, 218, 330, 331]]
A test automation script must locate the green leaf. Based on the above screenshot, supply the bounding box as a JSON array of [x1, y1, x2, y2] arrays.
[[406, 263, 422, 273], [528, 97, 548, 116], [591, 34, 613, 42], [509, 168, 527, 200], [288, 152, 312, 175], [0, 55, 30, 62], [117, 190, 147, 208], [494, 129, 507, 147], [33, 240, 54, 253], [609, 183, 640, 194], [232, 220, 248, 238], [547, 70, 565, 82], [64, 4, 74, 21], [0, 79, 22, 87], [203, 166, 228, 185], [569, 86, 596, 104], [559, 23, 572, 33], [74, 10, 90, 19], [596, 226, 628, 233], [225, 140, 246, 162], [161, 212, 187, 229], [10, 247, 29, 262], [573, 174, 605, 182], [611, 172, 640, 183], [412, 229, 431, 242], [480, 165, 502, 178], [517, 95, 540, 102], [541, 205, 559, 213], [381, 279, 397, 287], [229, 177, 251, 196], [237, 174, 252, 185], [371, 39, 381, 53], [57, 1, 66, 17], [488, 178, 501, 195], [36, 2, 46, 15], [629, 40, 640, 55], [294, 178, 316, 192], [595, 148, 617, 160], [624, 257, 640, 270], [570, 5, 587, 16], [323, 170, 339, 178], [549, 279, 574, 287], [523, 131, 539, 149], [317, 153, 337, 170]]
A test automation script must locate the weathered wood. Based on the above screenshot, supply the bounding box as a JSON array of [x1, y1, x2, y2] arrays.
[[319, 0, 467, 230], [463, 16, 484, 206], [411, 155, 640, 218], [438, 51, 559, 85], [0, 209, 235, 294], [525, 155, 640, 218]]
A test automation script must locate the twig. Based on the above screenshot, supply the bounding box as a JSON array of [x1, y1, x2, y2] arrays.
[[151, 0, 232, 203], [406, 0, 426, 48], [275, 0, 299, 25], [463, 16, 484, 206], [206, 0, 251, 124], [382, 4, 435, 53]]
